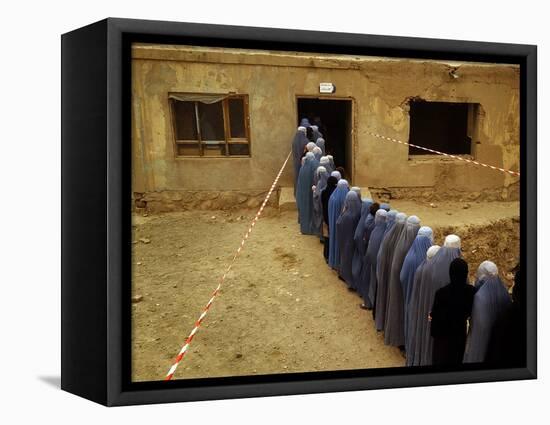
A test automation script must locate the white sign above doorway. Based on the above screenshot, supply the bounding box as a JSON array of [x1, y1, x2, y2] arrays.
[[319, 82, 336, 94]]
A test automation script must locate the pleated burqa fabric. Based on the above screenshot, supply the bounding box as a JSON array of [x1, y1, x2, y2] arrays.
[[291, 127, 308, 193], [313, 147, 322, 161], [374, 212, 407, 331], [319, 157, 331, 175], [384, 215, 421, 346], [327, 156, 336, 174], [354, 210, 378, 302], [411, 241, 462, 366], [336, 191, 362, 283], [400, 228, 433, 348], [351, 199, 374, 291], [463, 274, 511, 363], [328, 179, 349, 269], [311, 126, 323, 142], [312, 167, 328, 237], [296, 152, 317, 235], [363, 209, 388, 308], [316, 137, 326, 155], [405, 245, 440, 366], [401, 228, 434, 307], [383, 210, 398, 236]]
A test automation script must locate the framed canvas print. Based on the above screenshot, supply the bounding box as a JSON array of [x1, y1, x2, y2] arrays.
[[61, 18, 537, 406]]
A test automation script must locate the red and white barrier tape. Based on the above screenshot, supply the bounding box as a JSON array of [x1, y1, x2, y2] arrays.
[[367, 131, 520, 177], [164, 150, 292, 381]]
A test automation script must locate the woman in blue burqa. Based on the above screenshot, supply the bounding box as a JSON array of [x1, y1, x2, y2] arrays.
[[374, 212, 407, 331], [316, 137, 326, 155], [354, 202, 380, 301], [311, 125, 323, 142], [312, 166, 329, 238], [412, 234, 462, 366], [400, 226, 433, 347], [362, 208, 388, 310], [291, 126, 308, 193], [405, 245, 440, 366], [312, 146, 323, 162], [380, 203, 391, 212], [327, 155, 336, 174], [296, 152, 318, 235], [313, 159, 327, 187], [351, 199, 375, 293], [319, 155, 331, 174], [463, 261, 511, 364], [383, 209, 398, 236], [328, 179, 350, 269], [321, 176, 338, 263], [336, 190, 362, 285], [300, 117, 311, 128], [384, 215, 421, 347]]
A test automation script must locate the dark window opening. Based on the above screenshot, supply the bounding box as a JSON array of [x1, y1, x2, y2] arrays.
[[173, 101, 197, 140], [408, 101, 475, 156], [170, 95, 250, 157], [228, 98, 246, 138], [198, 102, 225, 141]]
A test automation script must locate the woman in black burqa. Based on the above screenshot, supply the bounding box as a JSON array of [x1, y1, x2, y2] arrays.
[[429, 258, 476, 366], [321, 176, 338, 262]]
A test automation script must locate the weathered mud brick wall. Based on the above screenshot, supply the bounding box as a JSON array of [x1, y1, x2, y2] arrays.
[[133, 189, 279, 213], [132, 44, 520, 210]]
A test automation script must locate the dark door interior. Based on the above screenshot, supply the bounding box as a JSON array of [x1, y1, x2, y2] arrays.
[[297, 98, 353, 181]]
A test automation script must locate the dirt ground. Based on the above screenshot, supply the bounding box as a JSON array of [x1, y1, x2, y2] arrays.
[[131, 200, 519, 382]]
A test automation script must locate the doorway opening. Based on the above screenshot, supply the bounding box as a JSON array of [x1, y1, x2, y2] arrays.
[[296, 97, 353, 182]]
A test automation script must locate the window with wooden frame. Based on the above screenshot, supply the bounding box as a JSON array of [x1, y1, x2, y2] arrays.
[[169, 93, 251, 157]]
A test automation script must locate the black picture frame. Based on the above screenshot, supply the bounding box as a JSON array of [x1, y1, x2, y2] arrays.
[[61, 17, 537, 406]]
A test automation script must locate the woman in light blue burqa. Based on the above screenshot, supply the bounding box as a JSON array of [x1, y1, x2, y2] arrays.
[[316, 137, 326, 155], [374, 212, 407, 331], [405, 244, 440, 366], [384, 215, 421, 347], [312, 166, 329, 238], [354, 202, 380, 301], [328, 179, 349, 269], [312, 146, 323, 161], [412, 235, 462, 366], [351, 198, 374, 292], [311, 125, 323, 142], [300, 118, 311, 127], [336, 190, 362, 284], [327, 155, 336, 174], [400, 226, 433, 347], [463, 261, 511, 363], [291, 126, 308, 193], [362, 209, 388, 309], [296, 152, 317, 235], [383, 209, 398, 236], [319, 156, 331, 175]]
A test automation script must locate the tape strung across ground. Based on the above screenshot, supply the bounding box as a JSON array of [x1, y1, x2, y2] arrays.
[[367, 131, 520, 177], [164, 150, 292, 381], [164, 132, 519, 381]]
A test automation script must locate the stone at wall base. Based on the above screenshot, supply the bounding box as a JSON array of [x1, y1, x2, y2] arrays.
[[133, 189, 280, 213]]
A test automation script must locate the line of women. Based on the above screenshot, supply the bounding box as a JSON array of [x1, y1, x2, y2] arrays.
[[291, 123, 523, 367]]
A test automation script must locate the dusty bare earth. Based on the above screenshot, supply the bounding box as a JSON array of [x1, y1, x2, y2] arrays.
[[131, 201, 519, 382]]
